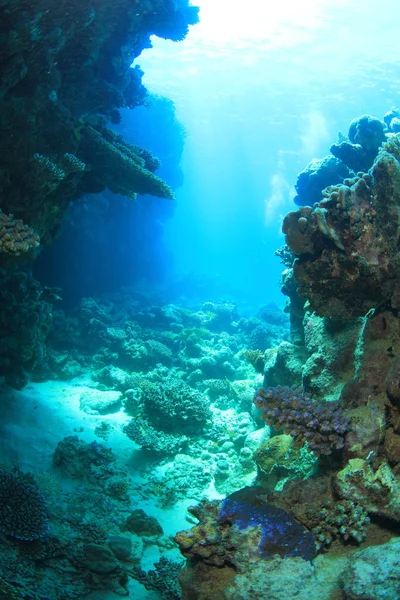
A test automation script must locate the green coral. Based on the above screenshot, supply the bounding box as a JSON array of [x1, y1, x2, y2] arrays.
[[254, 434, 318, 491]]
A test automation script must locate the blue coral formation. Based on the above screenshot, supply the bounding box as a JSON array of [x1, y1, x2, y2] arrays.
[[218, 487, 317, 561], [254, 385, 349, 456]]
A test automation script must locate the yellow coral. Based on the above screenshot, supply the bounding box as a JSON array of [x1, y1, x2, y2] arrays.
[[0, 211, 40, 257]]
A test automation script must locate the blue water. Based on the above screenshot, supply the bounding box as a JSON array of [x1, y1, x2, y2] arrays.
[[4, 2, 400, 597], [122, 0, 400, 307]]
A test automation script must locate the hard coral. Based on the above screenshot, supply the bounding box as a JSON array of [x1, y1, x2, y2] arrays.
[[123, 416, 188, 454], [52, 435, 116, 483], [79, 124, 175, 200], [142, 377, 211, 433], [254, 385, 349, 456], [243, 349, 265, 373], [0, 269, 58, 389], [0, 468, 49, 541], [0, 211, 39, 263], [0, 0, 195, 251], [175, 487, 316, 569], [283, 131, 400, 318], [144, 0, 200, 42], [310, 500, 370, 549], [132, 556, 183, 600]]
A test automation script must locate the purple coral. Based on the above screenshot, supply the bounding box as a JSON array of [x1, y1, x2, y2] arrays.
[[219, 487, 316, 561], [254, 385, 349, 456]]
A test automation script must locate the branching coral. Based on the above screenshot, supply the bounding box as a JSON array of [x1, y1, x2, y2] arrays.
[[132, 556, 184, 600], [310, 500, 370, 549], [254, 385, 350, 456]]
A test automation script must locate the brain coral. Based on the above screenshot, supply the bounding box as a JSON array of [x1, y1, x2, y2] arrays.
[[0, 468, 49, 540]]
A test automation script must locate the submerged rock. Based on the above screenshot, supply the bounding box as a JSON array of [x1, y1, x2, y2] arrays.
[[341, 538, 400, 599]]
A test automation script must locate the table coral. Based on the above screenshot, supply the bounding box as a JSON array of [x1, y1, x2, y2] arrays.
[[79, 124, 175, 200]]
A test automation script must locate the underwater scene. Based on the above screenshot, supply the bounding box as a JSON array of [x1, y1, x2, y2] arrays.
[[2, 0, 400, 598]]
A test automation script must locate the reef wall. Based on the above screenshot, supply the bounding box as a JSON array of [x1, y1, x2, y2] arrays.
[[175, 113, 400, 599], [0, 0, 198, 386], [0, 0, 198, 263]]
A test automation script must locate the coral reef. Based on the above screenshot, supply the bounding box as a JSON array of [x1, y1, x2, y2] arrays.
[[310, 499, 370, 549], [141, 377, 211, 433], [0, 0, 199, 255], [52, 436, 118, 484], [243, 349, 265, 373], [132, 556, 184, 600], [341, 538, 400, 600], [0, 211, 40, 264], [175, 487, 316, 568], [254, 385, 350, 456], [123, 509, 164, 537], [0, 269, 59, 389], [123, 416, 188, 454], [283, 137, 400, 318], [0, 468, 49, 541], [294, 156, 352, 207], [253, 434, 318, 491]]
